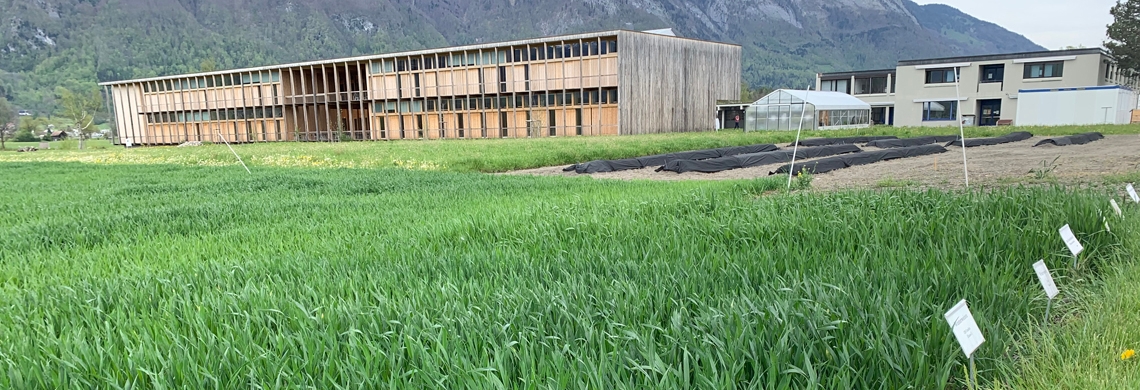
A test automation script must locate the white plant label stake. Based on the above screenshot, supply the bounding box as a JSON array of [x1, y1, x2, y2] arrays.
[[1059, 224, 1083, 268], [945, 300, 985, 357], [1033, 260, 1059, 322], [1128, 184, 1139, 203], [944, 299, 984, 388], [1111, 199, 1122, 217]]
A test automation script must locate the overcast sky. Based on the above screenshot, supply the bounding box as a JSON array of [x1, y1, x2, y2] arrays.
[[912, 0, 1118, 50]]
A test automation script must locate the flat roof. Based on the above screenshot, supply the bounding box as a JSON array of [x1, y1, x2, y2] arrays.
[[898, 47, 1107, 66], [99, 29, 739, 86], [818, 68, 896, 79]]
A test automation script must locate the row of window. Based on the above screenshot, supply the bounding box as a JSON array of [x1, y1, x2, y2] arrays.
[[820, 76, 895, 95], [143, 72, 282, 93], [373, 109, 592, 139], [925, 61, 1064, 84], [372, 89, 618, 113], [147, 107, 285, 123], [144, 89, 617, 123], [369, 40, 618, 74]]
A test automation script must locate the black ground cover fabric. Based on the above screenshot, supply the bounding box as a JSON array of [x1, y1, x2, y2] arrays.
[[656, 144, 862, 173], [565, 143, 779, 173], [770, 144, 949, 175], [865, 135, 961, 148], [1033, 132, 1104, 147], [791, 136, 897, 147], [945, 132, 1033, 147]]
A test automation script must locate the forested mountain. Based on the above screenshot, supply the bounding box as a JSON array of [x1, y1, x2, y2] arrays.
[[0, 0, 1043, 114]]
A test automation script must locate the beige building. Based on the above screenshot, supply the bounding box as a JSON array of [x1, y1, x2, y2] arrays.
[[100, 30, 740, 145], [819, 48, 1140, 128]]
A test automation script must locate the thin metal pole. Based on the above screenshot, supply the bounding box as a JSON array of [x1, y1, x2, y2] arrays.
[[788, 86, 810, 190], [1044, 298, 1053, 324], [954, 67, 969, 189], [1072, 253, 1078, 269], [969, 355, 977, 390], [217, 132, 251, 174]]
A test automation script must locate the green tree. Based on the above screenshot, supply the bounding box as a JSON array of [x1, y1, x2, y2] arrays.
[[1107, 0, 1140, 71], [0, 97, 15, 150], [200, 58, 218, 72], [57, 87, 104, 150]]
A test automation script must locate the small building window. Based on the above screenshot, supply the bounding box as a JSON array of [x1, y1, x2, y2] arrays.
[[853, 77, 888, 94], [980, 64, 1005, 83], [925, 68, 957, 84], [820, 79, 849, 94], [1024, 61, 1064, 79], [854, 78, 870, 94], [870, 77, 888, 94], [922, 101, 958, 121]]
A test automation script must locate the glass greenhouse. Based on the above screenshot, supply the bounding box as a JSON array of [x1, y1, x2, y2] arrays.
[[745, 90, 872, 131]]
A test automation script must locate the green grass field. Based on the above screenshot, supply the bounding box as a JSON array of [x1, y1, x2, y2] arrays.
[[3, 124, 1140, 388], [2, 124, 1138, 173], [1, 159, 1137, 388]]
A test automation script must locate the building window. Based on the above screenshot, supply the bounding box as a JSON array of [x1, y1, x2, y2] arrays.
[[852, 77, 889, 94], [922, 101, 958, 121], [854, 78, 870, 94], [870, 77, 888, 94], [980, 64, 1005, 83], [925, 68, 957, 84], [820, 79, 849, 94], [1024, 61, 1064, 79], [458, 114, 465, 138], [576, 108, 583, 135]]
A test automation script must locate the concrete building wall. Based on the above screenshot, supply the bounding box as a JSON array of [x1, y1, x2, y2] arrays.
[[892, 50, 1116, 127]]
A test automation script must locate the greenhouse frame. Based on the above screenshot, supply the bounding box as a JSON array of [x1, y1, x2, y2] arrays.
[[745, 89, 872, 131]]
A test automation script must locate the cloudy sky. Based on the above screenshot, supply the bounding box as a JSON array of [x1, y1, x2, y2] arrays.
[[912, 0, 1118, 50]]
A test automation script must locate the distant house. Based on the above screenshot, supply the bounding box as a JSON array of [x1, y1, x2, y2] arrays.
[[817, 48, 1140, 127], [50, 131, 68, 141]]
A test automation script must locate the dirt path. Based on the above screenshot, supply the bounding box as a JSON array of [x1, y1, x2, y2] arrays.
[[505, 134, 1140, 189]]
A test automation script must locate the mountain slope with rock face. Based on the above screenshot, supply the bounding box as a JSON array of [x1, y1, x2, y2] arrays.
[[0, 0, 1043, 114]]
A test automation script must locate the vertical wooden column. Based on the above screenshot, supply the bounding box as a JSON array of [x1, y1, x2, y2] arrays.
[[307, 65, 318, 141], [288, 70, 300, 141], [163, 80, 175, 144], [333, 62, 345, 140], [102, 85, 114, 143]]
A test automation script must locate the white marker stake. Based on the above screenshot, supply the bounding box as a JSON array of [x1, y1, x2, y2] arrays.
[[1033, 260, 1059, 322], [1111, 199, 1122, 217], [1059, 224, 1084, 268], [217, 132, 252, 174], [1128, 184, 1139, 203], [787, 84, 811, 191], [945, 299, 984, 388], [954, 67, 969, 189]]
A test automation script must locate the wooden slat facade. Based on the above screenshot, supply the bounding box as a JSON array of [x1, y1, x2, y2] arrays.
[[102, 30, 741, 145], [617, 31, 741, 135]]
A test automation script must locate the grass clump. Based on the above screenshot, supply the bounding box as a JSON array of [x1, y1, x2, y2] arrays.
[[874, 177, 920, 188], [0, 162, 1135, 388]]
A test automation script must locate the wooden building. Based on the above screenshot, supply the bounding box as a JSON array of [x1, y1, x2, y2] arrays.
[[100, 30, 741, 145]]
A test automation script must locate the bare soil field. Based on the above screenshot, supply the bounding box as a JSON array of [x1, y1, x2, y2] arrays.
[[507, 134, 1140, 189]]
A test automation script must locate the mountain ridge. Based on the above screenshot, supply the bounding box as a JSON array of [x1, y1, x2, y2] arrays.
[[0, 0, 1044, 114]]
